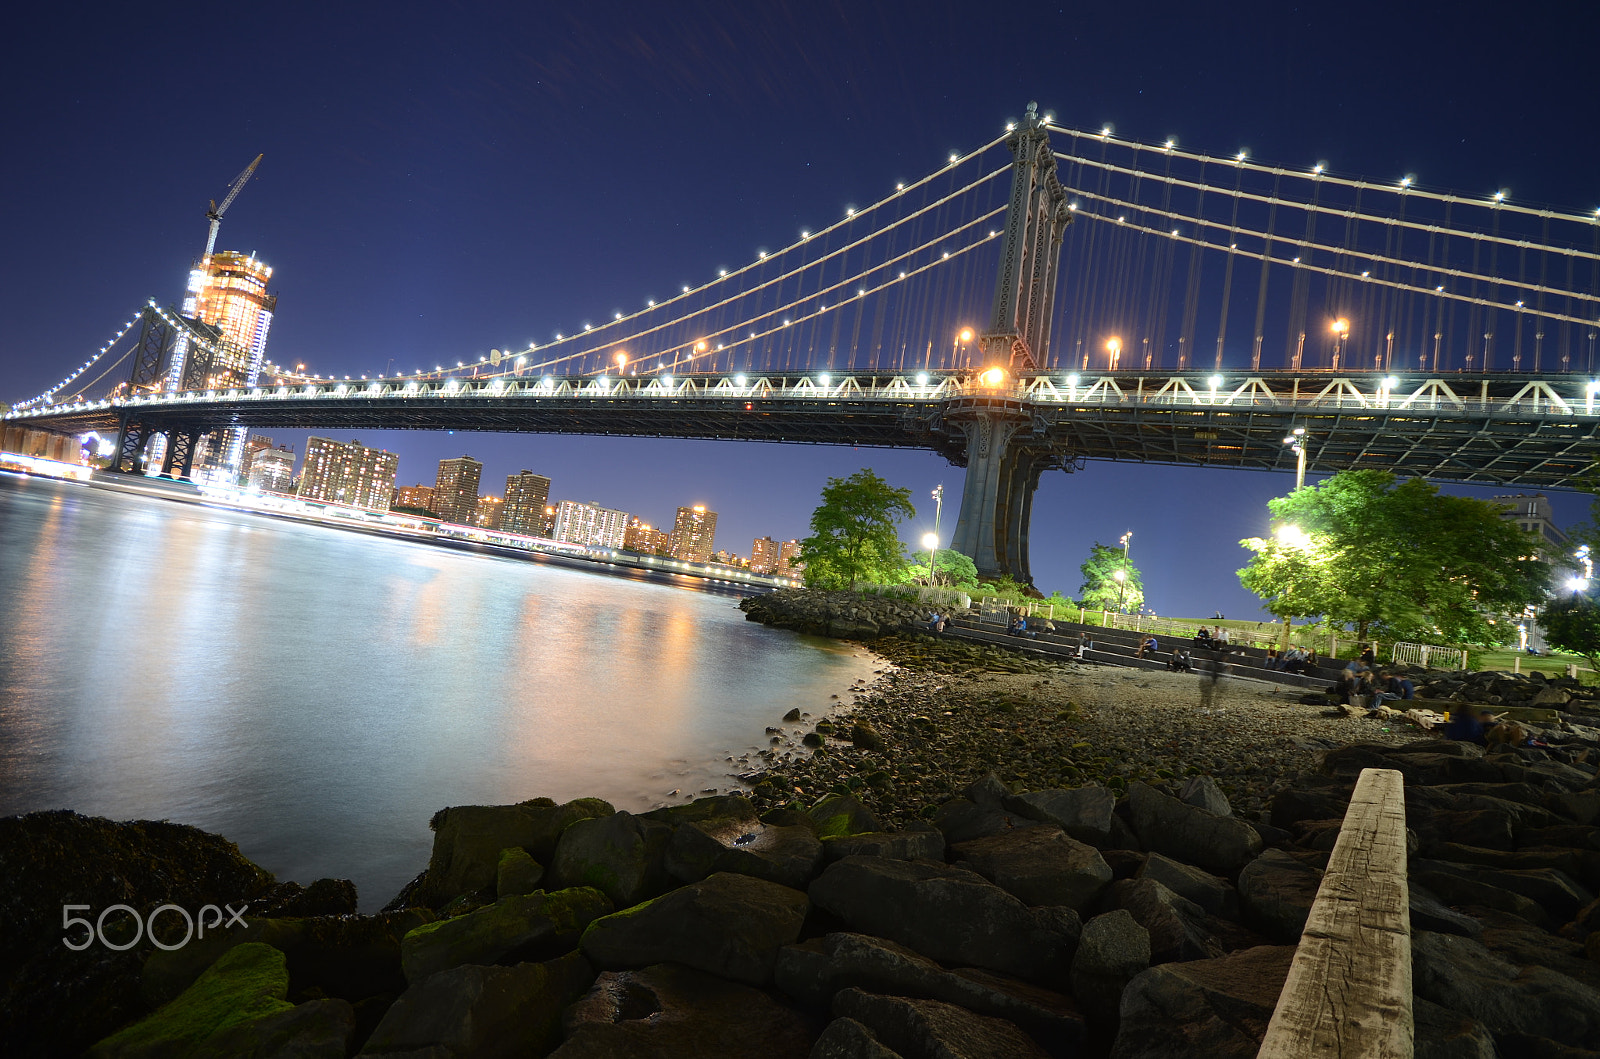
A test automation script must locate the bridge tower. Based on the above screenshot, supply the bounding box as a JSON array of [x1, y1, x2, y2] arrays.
[[948, 102, 1072, 588]]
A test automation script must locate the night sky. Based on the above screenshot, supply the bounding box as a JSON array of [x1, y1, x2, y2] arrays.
[[4, 1, 1597, 615]]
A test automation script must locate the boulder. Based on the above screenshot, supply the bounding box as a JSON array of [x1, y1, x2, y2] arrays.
[[810, 1018, 903, 1058], [1136, 853, 1239, 919], [497, 846, 545, 897], [951, 826, 1112, 911], [360, 950, 593, 1056], [808, 856, 1079, 980], [822, 827, 946, 864], [664, 804, 824, 890], [1553, 792, 1600, 826], [552, 963, 814, 1058], [1409, 882, 1485, 937], [1070, 910, 1151, 1022], [1269, 782, 1352, 830], [1110, 945, 1295, 1059], [1412, 996, 1496, 1059], [1412, 870, 1549, 927], [400, 886, 611, 984], [773, 932, 1083, 1046], [1236, 849, 1323, 943], [1412, 930, 1600, 1050], [1125, 783, 1262, 876], [1104, 879, 1221, 964], [807, 795, 885, 839], [833, 988, 1049, 1059], [1007, 785, 1118, 847], [1409, 809, 1517, 853], [253, 877, 360, 918], [932, 798, 1041, 845], [1177, 775, 1233, 817], [195, 998, 355, 1059], [418, 798, 614, 906], [548, 811, 674, 906], [1411, 860, 1593, 924], [89, 943, 298, 1059], [580, 871, 808, 985]]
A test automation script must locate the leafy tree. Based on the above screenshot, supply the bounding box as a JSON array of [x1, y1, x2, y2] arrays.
[[1078, 543, 1145, 613], [797, 469, 916, 588], [1542, 596, 1600, 672], [1237, 470, 1551, 643], [921, 548, 980, 588]]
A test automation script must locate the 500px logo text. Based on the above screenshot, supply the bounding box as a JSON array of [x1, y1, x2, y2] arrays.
[[62, 903, 250, 951]]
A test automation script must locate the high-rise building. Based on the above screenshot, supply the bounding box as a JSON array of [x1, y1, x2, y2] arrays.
[[393, 484, 435, 512], [779, 539, 804, 575], [669, 505, 718, 563], [169, 252, 277, 481], [552, 500, 629, 548], [1491, 494, 1568, 551], [296, 437, 399, 512], [431, 456, 482, 525], [624, 516, 671, 555], [240, 435, 274, 481], [473, 495, 504, 530], [246, 446, 295, 494], [502, 471, 552, 536], [751, 536, 782, 573]]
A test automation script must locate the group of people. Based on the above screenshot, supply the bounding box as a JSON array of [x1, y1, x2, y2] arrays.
[[1338, 651, 1417, 711], [1193, 626, 1231, 648], [1007, 613, 1038, 639], [925, 611, 948, 633], [1264, 645, 1320, 674]]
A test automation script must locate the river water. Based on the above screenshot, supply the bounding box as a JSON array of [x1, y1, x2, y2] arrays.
[[0, 473, 873, 909]]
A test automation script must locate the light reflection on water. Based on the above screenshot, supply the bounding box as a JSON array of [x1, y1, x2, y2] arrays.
[[0, 474, 873, 909]]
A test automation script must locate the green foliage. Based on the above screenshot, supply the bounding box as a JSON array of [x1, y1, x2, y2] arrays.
[[1078, 542, 1145, 613], [1541, 595, 1600, 672], [1236, 469, 1551, 644], [898, 548, 980, 589], [797, 469, 917, 588]]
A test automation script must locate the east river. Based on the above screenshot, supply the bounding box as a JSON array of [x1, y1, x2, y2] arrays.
[[0, 473, 874, 910]]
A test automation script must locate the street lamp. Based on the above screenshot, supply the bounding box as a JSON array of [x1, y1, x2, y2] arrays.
[[1117, 530, 1133, 612], [922, 532, 939, 585], [1106, 336, 1122, 370], [929, 484, 945, 584], [1330, 318, 1350, 370], [953, 328, 976, 368], [1283, 427, 1307, 491], [1112, 569, 1127, 613]]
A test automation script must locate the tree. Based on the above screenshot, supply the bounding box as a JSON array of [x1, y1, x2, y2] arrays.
[[906, 548, 980, 588], [1078, 542, 1145, 613], [1542, 596, 1600, 672], [1237, 469, 1551, 644], [797, 469, 916, 588]]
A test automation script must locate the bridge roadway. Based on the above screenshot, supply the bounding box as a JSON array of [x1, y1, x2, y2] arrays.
[[10, 368, 1599, 488]]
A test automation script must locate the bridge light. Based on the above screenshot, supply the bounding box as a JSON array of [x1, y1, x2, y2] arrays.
[[980, 367, 1006, 387], [846, 207, 856, 217], [1209, 375, 1223, 388], [1164, 139, 1175, 150], [818, 373, 830, 386], [719, 268, 728, 277], [916, 372, 929, 385], [696, 340, 708, 352], [1313, 163, 1325, 175], [1493, 190, 1506, 202], [1383, 376, 1399, 389], [1400, 176, 1413, 188], [1236, 150, 1248, 162], [1067, 373, 1080, 387], [958, 328, 975, 344], [948, 153, 958, 164], [661, 375, 673, 387], [895, 183, 905, 191], [801, 230, 809, 239], [735, 374, 746, 386], [1100, 126, 1111, 137], [1587, 380, 1600, 393]]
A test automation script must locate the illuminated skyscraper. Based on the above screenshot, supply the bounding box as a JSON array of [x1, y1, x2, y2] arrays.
[[296, 437, 399, 512], [669, 505, 717, 563], [246, 446, 295, 494], [624, 516, 670, 555], [167, 251, 277, 481], [779, 539, 804, 575], [751, 536, 782, 573], [502, 470, 552, 536], [473, 495, 504, 530], [393, 485, 435, 512], [552, 500, 628, 548], [431, 456, 482, 525]]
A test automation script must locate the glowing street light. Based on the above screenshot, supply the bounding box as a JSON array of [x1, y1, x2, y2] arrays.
[[922, 532, 939, 584], [953, 327, 976, 366], [1330, 317, 1351, 370], [1106, 336, 1122, 369], [1116, 530, 1133, 613], [1283, 426, 1308, 490]]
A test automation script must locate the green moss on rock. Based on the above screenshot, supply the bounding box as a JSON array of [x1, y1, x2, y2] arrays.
[[90, 942, 291, 1058]]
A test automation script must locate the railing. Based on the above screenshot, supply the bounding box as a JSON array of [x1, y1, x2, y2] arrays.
[[1388, 641, 1468, 671]]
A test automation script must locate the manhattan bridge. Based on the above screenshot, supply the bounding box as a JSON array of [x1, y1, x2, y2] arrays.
[[7, 103, 1600, 585]]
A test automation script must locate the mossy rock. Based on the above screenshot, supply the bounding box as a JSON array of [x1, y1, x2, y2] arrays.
[[90, 942, 292, 1057], [802, 732, 826, 748]]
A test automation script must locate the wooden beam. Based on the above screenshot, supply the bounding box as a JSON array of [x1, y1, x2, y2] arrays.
[[1257, 767, 1411, 1058]]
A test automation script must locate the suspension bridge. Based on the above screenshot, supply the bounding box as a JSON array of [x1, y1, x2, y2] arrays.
[[7, 103, 1600, 585]]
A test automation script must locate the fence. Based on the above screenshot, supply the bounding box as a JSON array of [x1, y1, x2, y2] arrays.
[[856, 584, 972, 612], [979, 597, 1056, 620], [1389, 641, 1468, 671]]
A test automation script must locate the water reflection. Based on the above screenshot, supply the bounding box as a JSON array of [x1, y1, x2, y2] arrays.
[[0, 474, 872, 910]]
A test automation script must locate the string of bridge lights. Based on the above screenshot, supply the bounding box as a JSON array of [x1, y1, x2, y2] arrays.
[[1047, 120, 1600, 228], [11, 309, 148, 411], [259, 132, 1011, 386]]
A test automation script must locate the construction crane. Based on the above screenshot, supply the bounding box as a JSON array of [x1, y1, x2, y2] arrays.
[[202, 153, 263, 259]]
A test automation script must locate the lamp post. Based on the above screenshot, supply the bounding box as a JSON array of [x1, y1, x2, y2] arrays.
[[1283, 427, 1307, 491], [1117, 530, 1132, 613], [929, 483, 944, 585], [1330, 318, 1350, 370], [1112, 569, 1127, 614], [952, 328, 975, 368], [922, 532, 939, 585], [1106, 336, 1122, 370]]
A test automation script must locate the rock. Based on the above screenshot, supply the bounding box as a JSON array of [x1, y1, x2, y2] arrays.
[[809, 856, 1079, 980], [951, 826, 1112, 912], [1412, 930, 1600, 1050], [89, 943, 295, 1058], [400, 886, 611, 984], [1409, 882, 1485, 937], [1532, 686, 1573, 706], [1553, 792, 1600, 826], [1104, 879, 1221, 964], [1412, 996, 1496, 1059], [418, 798, 615, 906], [773, 932, 1084, 1046], [1412, 870, 1550, 928], [1110, 945, 1294, 1059], [1136, 853, 1239, 919], [663, 801, 824, 891], [549, 811, 674, 907], [1237, 849, 1323, 943], [932, 796, 1041, 845], [807, 795, 884, 838], [1126, 783, 1262, 876], [1178, 775, 1233, 817], [1412, 859, 1593, 924], [361, 950, 593, 1056], [141, 910, 431, 1008], [198, 998, 355, 1059], [1006, 786, 1118, 847], [1410, 809, 1517, 853], [964, 773, 1012, 807], [850, 722, 887, 752], [253, 877, 360, 918], [1070, 910, 1151, 1022], [811, 1017, 903, 1058], [497, 846, 545, 897], [1269, 782, 1351, 829], [784, 708, 802, 722], [580, 871, 808, 985], [833, 988, 1049, 1059], [822, 827, 946, 864], [553, 963, 814, 1058]]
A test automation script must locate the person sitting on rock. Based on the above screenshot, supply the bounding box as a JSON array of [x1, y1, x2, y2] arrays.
[[1380, 671, 1414, 701], [1136, 634, 1158, 659], [1167, 646, 1193, 672], [927, 611, 944, 633], [1340, 658, 1375, 707], [1444, 702, 1492, 744], [1194, 627, 1213, 649], [1359, 644, 1378, 667]]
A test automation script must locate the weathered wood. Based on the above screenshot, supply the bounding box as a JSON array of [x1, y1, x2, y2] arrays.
[[1258, 766, 1412, 1058]]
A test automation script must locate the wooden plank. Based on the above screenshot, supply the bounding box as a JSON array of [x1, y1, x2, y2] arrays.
[[1258, 767, 1412, 1058]]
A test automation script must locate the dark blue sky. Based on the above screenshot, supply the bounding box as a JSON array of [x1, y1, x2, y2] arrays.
[[3, 1, 1597, 615]]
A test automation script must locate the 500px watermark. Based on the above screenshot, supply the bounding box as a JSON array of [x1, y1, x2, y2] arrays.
[[62, 903, 249, 951]]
